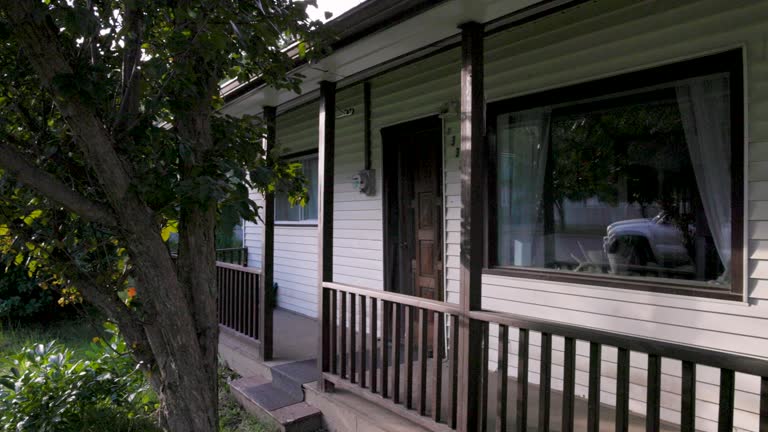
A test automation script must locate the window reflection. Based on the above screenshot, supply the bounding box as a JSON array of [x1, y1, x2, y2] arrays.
[[496, 75, 731, 287]]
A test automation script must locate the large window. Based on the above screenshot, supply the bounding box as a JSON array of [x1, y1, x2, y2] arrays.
[[488, 51, 743, 298], [275, 153, 318, 223]]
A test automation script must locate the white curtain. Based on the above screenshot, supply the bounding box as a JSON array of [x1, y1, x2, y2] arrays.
[[676, 74, 731, 282], [497, 108, 551, 266]]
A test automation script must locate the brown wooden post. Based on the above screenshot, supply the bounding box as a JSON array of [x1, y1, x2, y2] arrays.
[[457, 21, 486, 432], [317, 80, 336, 392], [259, 106, 276, 361]]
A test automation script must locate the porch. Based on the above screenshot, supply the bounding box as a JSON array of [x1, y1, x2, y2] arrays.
[[217, 0, 768, 431], [215, 263, 691, 432]]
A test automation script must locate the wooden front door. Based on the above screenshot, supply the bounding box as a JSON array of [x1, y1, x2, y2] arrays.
[[382, 116, 443, 302]]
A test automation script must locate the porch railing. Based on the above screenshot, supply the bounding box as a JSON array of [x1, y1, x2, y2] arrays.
[[217, 261, 260, 340], [321, 282, 768, 432], [215, 247, 248, 266]]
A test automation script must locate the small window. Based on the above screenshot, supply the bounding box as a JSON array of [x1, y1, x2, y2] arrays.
[[275, 154, 318, 223], [488, 50, 743, 298]]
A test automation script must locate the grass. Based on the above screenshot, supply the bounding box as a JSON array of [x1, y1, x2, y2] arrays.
[[0, 316, 98, 372], [1, 316, 275, 432]]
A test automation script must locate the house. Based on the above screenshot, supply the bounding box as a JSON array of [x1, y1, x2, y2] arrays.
[[214, 1, 768, 431]]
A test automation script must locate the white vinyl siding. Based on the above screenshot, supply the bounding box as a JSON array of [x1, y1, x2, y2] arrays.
[[480, 1, 768, 431], [243, 103, 320, 317]]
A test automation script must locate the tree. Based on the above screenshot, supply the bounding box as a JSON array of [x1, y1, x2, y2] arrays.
[[0, 1, 324, 430]]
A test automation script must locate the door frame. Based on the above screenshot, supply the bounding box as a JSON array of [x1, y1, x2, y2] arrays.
[[381, 115, 444, 301]]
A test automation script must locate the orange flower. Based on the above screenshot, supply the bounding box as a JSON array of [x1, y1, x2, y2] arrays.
[[127, 287, 137, 298]]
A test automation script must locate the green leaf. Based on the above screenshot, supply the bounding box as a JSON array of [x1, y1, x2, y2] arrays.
[[161, 220, 178, 242], [22, 210, 42, 226], [298, 41, 306, 58]]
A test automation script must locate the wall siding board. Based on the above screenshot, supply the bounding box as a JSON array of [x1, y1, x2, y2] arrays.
[[479, 1, 768, 430]]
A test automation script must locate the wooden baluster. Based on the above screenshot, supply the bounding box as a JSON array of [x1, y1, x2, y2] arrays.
[[616, 347, 630, 432], [646, 354, 661, 432], [405, 306, 414, 409], [340, 291, 347, 379], [515, 328, 529, 432], [254, 273, 260, 338], [226, 269, 232, 328], [539, 333, 552, 432], [496, 325, 509, 432], [248, 273, 254, 338], [561, 337, 576, 432], [241, 270, 247, 334], [382, 300, 392, 399], [360, 295, 367, 388], [331, 289, 338, 375], [760, 377, 768, 432], [243, 272, 249, 336], [239, 271, 243, 332], [681, 361, 696, 432], [370, 297, 378, 393], [587, 342, 601, 432], [449, 314, 460, 429], [480, 322, 490, 432], [418, 308, 428, 416], [718, 369, 735, 432], [216, 267, 221, 325], [350, 293, 357, 383], [393, 303, 403, 404], [221, 269, 227, 327], [235, 270, 241, 332], [432, 312, 444, 423]]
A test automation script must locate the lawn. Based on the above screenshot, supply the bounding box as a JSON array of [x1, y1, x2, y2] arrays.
[[0, 317, 97, 372], [0, 317, 274, 432]]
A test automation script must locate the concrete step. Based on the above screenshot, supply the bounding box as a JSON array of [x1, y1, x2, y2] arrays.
[[304, 380, 440, 432], [231, 376, 323, 432], [271, 359, 321, 401]]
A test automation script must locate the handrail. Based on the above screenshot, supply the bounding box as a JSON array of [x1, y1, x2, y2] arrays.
[[215, 261, 261, 274], [470, 310, 768, 378], [322, 281, 768, 432], [323, 282, 462, 315]]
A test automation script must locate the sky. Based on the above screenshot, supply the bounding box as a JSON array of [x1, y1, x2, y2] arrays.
[[307, 0, 366, 22]]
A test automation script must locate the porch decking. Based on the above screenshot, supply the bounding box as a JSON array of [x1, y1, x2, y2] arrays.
[[219, 308, 678, 432]]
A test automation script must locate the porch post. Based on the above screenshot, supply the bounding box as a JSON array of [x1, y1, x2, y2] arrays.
[[317, 80, 336, 391], [259, 106, 276, 361], [457, 21, 486, 432]]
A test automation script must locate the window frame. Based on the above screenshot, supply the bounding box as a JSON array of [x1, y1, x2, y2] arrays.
[[274, 149, 319, 227], [485, 49, 745, 301]]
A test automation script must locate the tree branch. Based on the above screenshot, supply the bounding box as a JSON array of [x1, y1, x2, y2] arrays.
[[114, 2, 144, 134], [0, 140, 117, 226], [0, 0, 134, 210]]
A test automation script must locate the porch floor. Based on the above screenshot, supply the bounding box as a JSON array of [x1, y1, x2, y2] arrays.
[[221, 309, 680, 431], [271, 308, 318, 362]]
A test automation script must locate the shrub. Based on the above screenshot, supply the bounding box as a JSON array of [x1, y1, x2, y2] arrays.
[[0, 323, 159, 432], [0, 264, 58, 322]]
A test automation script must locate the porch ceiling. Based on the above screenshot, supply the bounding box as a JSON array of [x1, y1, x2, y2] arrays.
[[220, 0, 576, 117]]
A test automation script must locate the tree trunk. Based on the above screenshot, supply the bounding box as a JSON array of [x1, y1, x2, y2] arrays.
[[124, 214, 219, 432]]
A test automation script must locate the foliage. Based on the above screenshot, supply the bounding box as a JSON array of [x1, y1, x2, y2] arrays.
[[218, 366, 273, 432], [0, 323, 158, 432], [0, 0, 330, 427], [0, 264, 56, 321], [0, 318, 95, 374]]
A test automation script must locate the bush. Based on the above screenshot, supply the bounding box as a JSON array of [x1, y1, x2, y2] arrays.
[[0, 265, 59, 322], [0, 324, 159, 432]]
